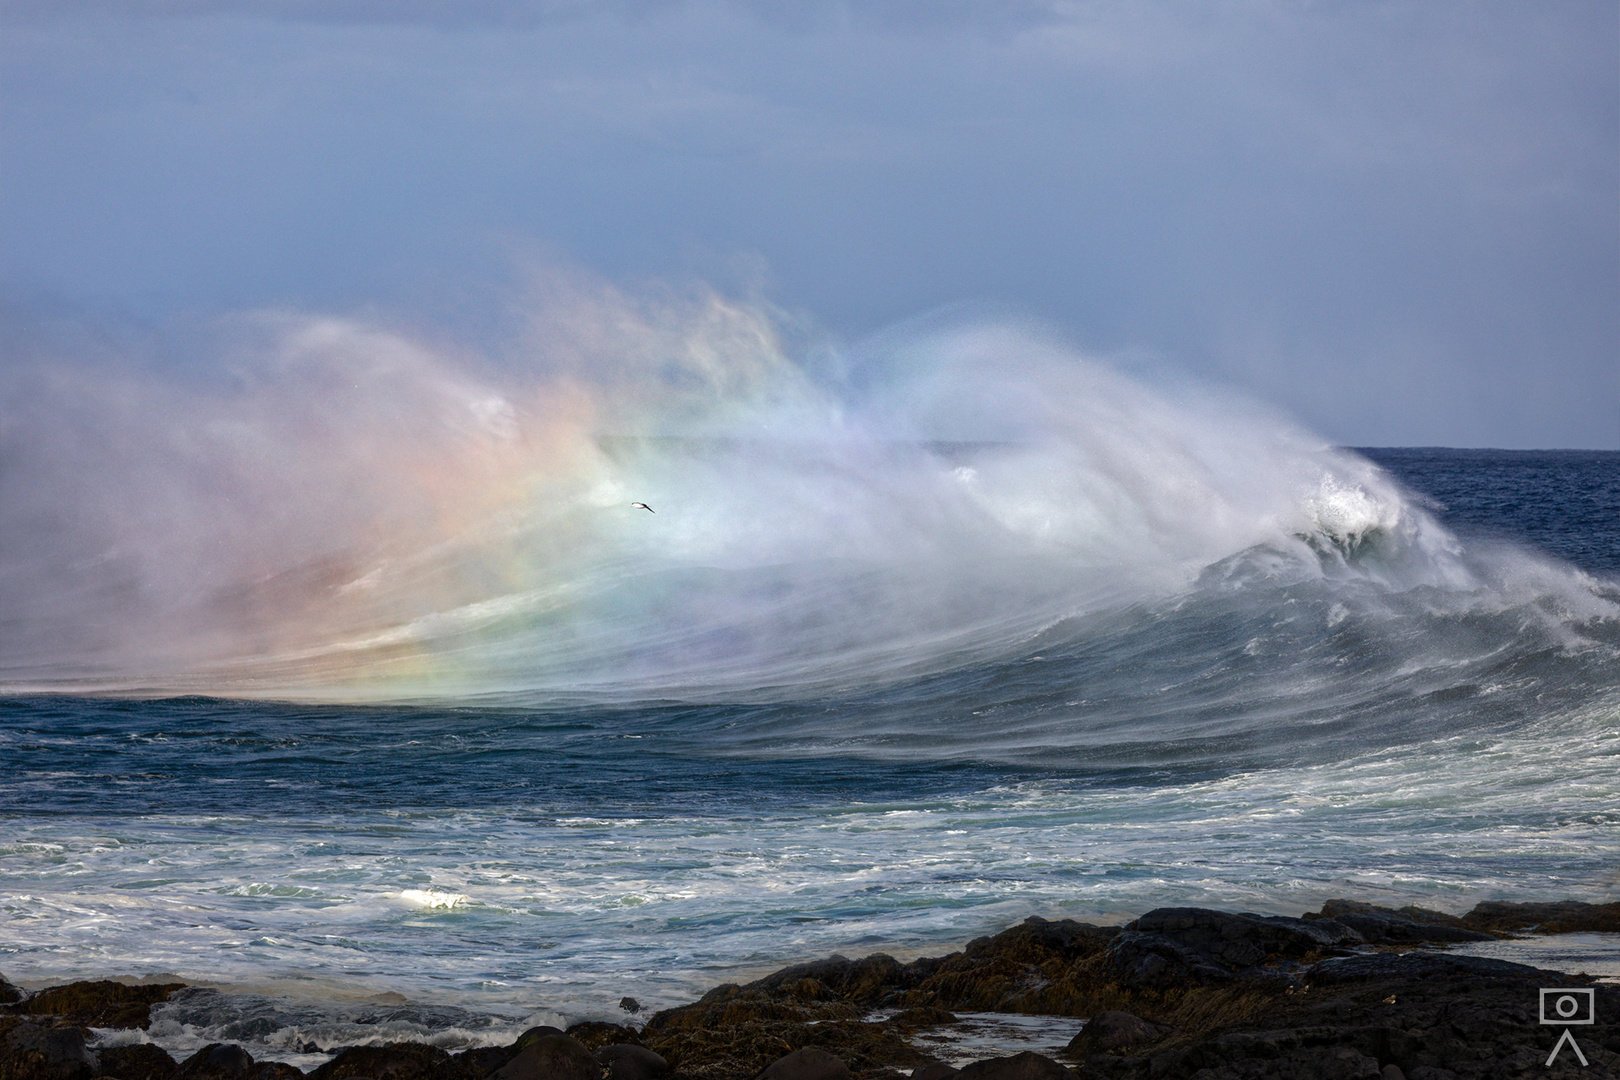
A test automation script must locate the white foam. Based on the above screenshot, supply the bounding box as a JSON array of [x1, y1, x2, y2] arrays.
[[397, 890, 469, 910]]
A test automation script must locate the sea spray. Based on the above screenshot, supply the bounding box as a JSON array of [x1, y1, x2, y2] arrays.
[[5, 285, 1570, 703]]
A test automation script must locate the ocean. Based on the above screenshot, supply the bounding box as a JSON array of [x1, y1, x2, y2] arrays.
[[1, 319, 1616, 1065]]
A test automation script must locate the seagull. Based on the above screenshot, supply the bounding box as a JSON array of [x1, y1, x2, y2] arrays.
[[631, 502, 655, 513]]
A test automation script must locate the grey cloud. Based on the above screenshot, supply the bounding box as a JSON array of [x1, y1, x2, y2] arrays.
[[1, 0, 1613, 446], [0, 0, 1064, 30]]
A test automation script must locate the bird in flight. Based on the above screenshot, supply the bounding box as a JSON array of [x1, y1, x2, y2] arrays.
[[631, 502, 655, 513]]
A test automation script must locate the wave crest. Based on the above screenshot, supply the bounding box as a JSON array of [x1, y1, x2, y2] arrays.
[[1, 287, 1611, 704]]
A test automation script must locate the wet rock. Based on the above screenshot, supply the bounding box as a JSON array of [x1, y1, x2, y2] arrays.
[[1305, 952, 1555, 985], [1104, 908, 1362, 988], [176, 1044, 254, 1080], [617, 1002, 640, 1018], [953, 1052, 1071, 1080], [885, 1009, 957, 1030], [752, 1048, 848, 1080], [248, 1066, 305, 1080], [0, 977, 23, 1008], [563, 1025, 638, 1053], [509, 1032, 564, 1055], [311, 1043, 471, 1080], [896, 918, 1119, 1015], [451, 1046, 515, 1077], [97, 1044, 177, 1080], [1190, 1040, 1384, 1079], [749, 957, 907, 1006], [1063, 1012, 1170, 1056], [0, 1018, 100, 1080], [1459, 899, 1620, 934], [490, 1036, 598, 1080], [593, 1045, 666, 1080], [15, 983, 187, 1031], [909, 1065, 956, 1080], [1308, 901, 1493, 945]]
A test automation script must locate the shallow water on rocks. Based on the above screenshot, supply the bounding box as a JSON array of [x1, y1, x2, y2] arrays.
[[887, 1012, 1082, 1068]]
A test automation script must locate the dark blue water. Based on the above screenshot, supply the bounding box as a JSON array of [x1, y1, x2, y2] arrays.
[[1360, 448, 1620, 574]]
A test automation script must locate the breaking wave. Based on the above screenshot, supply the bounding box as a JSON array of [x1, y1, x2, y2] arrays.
[[1, 282, 1616, 765]]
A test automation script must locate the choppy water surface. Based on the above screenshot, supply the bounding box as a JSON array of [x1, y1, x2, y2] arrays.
[[1, 314, 1616, 1062]]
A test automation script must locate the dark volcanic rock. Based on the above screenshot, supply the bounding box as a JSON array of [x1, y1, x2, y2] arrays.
[[953, 1053, 1071, 1080], [452, 1046, 515, 1078], [1310, 901, 1494, 945], [0, 1019, 100, 1080], [1064, 1012, 1170, 1056], [753, 1048, 848, 1080], [16, 983, 186, 1031], [895, 917, 1120, 1015], [0, 977, 23, 1008], [594, 1045, 667, 1080], [1081, 951, 1620, 1078], [910, 1065, 957, 1080], [564, 1026, 638, 1053], [312, 1043, 471, 1080], [885, 1010, 957, 1031], [248, 1066, 305, 1080], [1460, 899, 1620, 934], [1104, 908, 1362, 988], [749, 956, 908, 1006], [490, 1036, 598, 1080], [1306, 952, 1559, 985], [176, 1044, 254, 1080], [97, 1043, 178, 1080]]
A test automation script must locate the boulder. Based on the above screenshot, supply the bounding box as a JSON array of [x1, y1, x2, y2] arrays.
[[592, 1045, 666, 1080], [311, 1043, 469, 1080], [489, 1036, 598, 1080], [16, 983, 186, 1031], [1064, 1012, 1170, 1055], [0, 976, 23, 1007], [752, 1048, 849, 1080], [1105, 908, 1362, 987], [248, 1066, 305, 1080], [910, 1065, 957, 1080], [508, 1032, 563, 1055], [0, 1019, 100, 1080], [954, 1053, 1071, 1080], [97, 1044, 178, 1080], [1306, 952, 1556, 985], [451, 1046, 515, 1077], [562, 1026, 636, 1053], [748, 956, 907, 1005], [176, 1044, 254, 1080], [1311, 901, 1492, 944], [1459, 900, 1620, 934]]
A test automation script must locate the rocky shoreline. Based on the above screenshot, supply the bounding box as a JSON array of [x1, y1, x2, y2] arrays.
[[4, 899, 1618, 1080]]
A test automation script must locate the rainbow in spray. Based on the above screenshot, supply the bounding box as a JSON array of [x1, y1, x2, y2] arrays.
[[0, 279, 1610, 707]]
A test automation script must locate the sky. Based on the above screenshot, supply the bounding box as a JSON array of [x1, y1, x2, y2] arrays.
[[1, 0, 1616, 448]]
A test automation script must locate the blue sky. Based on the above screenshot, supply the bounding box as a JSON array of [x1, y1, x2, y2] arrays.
[[2, 0, 1615, 447]]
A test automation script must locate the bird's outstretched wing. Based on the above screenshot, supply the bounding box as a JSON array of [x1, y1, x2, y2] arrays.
[[631, 502, 655, 513]]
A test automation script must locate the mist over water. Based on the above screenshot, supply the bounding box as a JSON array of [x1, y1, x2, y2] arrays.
[[8, 282, 1613, 727]]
